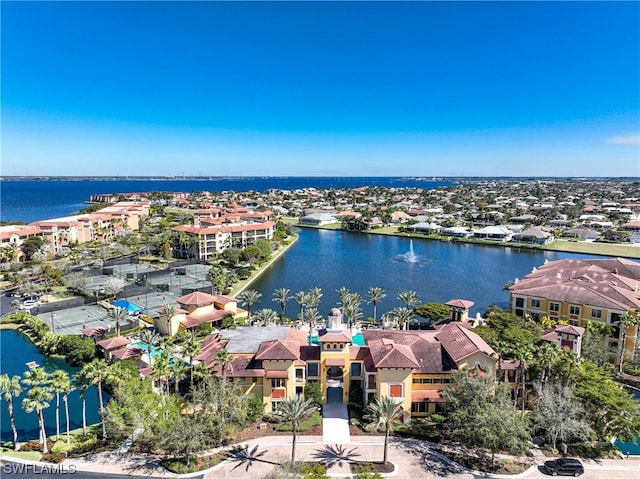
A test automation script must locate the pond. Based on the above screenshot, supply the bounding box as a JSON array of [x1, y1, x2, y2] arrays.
[[0, 329, 105, 442]]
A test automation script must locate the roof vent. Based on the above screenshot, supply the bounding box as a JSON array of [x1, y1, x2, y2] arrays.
[[556, 273, 562, 279]]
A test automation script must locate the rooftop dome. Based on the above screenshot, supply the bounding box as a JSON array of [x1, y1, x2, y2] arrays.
[[329, 307, 342, 317]]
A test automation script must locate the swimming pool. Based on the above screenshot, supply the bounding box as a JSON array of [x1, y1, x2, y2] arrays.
[[308, 332, 366, 346]]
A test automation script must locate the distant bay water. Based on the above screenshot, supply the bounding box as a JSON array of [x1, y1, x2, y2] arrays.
[[0, 177, 453, 224]]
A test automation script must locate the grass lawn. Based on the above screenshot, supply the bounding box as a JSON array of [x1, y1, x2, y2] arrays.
[[50, 423, 102, 455], [0, 442, 43, 461], [547, 240, 640, 258]]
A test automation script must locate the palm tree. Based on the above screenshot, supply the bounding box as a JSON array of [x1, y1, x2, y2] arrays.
[[83, 359, 110, 440], [0, 374, 23, 450], [276, 395, 317, 463], [22, 367, 50, 389], [62, 382, 74, 443], [180, 330, 201, 387], [139, 329, 160, 366], [238, 289, 262, 324], [253, 308, 279, 327], [618, 313, 639, 372], [367, 287, 386, 322], [215, 349, 234, 377], [536, 343, 560, 385], [559, 351, 581, 388], [151, 352, 172, 397], [72, 370, 91, 437], [22, 386, 53, 453], [50, 370, 70, 441], [337, 286, 352, 315], [192, 362, 210, 391], [170, 361, 189, 394], [512, 344, 534, 415], [272, 288, 292, 322], [365, 396, 404, 467], [302, 307, 322, 345], [158, 304, 177, 327], [305, 287, 323, 310], [108, 306, 130, 336], [389, 307, 415, 330], [343, 293, 364, 329], [492, 340, 511, 381], [397, 290, 420, 309], [294, 291, 307, 320]]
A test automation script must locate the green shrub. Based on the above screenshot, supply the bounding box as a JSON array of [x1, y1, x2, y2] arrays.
[[246, 396, 265, 423], [57, 335, 96, 366], [42, 452, 65, 463]]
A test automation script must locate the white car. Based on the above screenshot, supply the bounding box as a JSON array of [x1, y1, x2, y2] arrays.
[[20, 300, 40, 310]]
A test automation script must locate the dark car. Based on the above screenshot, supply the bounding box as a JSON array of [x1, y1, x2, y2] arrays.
[[543, 458, 584, 476]]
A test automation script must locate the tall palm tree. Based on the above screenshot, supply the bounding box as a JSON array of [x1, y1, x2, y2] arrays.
[[276, 395, 317, 463], [302, 307, 322, 345], [536, 343, 560, 385], [72, 370, 91, 437], [337, 286, 352, 315], [22, 386, 53, 453], [272, 288, 292, 322], [139, 329, 160, 366], [512, 344, 534, 415], [397, 290, 420, 309], [492, 340, 511, 381], [0, 374, 24, 450], [618, 313, 639, 373], [180, 330, 201, 387], [215, 349, 234, 378], [253, 308, 279, 327], [365, 396, 404, 467], [22, 367, 50, 389], [367, 287, 386, 322], [83, 359, 110, 440], [151, 352, 172, 397], [238, 289, 262, 324], [305, 287, 323, 310], [192, 362, 210, 391], [343, 293, 364, 329], [389, 307, 415, 330], [158, 304, 177, 328], [108, 306, 130, 336], [294, 291, 307, 320], [170, 361, 189, 394], [62, 382, 74, 443], [559, 351, 581, 388], [50, 370, 70, 441]]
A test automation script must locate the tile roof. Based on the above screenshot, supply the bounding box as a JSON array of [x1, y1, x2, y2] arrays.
[[177, 291, 216, 307], [435, 322, 495, 362], [111, 346, 145, 360], [255, 339, 300, 361], [97, 336, 130, 350], [445, 299, 474, 309], [181, 309, 228, 329], [210, 355, 264, 378], [318, 329, 353, 343]]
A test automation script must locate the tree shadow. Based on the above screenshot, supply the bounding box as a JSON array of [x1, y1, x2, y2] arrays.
[[312, 444, 361, 468], [229, 444, 279, 472]]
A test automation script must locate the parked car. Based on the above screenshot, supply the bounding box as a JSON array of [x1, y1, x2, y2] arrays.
[[19, 300, 40, 310], [543, 458, 584, 476]]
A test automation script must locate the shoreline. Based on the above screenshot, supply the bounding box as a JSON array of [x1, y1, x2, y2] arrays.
[[292, 222, 640, 260]]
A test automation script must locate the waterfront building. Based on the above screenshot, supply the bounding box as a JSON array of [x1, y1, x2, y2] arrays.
[[509, 257, 640, 363], [0, 225, 46, 262]]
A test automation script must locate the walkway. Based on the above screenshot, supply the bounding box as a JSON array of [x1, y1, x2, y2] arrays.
[[323, 388, 351, 444]]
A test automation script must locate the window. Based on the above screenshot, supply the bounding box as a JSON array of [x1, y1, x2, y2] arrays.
[[550, 303, 560, 313], [442, 378, 451, 384], [350, 363, 362, 377], [389, 384, 403, 398], [569, 305, 580, 316], [271, 401, 280, 412], [307, 363, 319, 377], [515, 297, 524, 307], [531, 299, 540, 308], [252, 377, 258, 383], [433, 378, 442, 384], [271, 378, 285, 388], [591, 308, 602, 319], [413, 377, 433, 384], [411, 402, 428, 413], [295, 368, 304, 381]]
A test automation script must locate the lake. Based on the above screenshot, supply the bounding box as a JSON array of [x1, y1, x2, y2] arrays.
[[0, 329, 104, 442], [249, 228, 605, 318]]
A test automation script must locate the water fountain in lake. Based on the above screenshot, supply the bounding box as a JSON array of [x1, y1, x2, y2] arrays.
[[394, 240, 421, 263]]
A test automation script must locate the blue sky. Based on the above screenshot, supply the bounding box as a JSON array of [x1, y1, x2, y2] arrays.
[[2, 1, 639, 177]]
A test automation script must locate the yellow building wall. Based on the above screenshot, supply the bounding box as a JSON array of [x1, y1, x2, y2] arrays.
[[457, 352, 496, 374], [261, 360, 294, 413], [320, 346, 351, 404], [154, 312, 185, 336], [377, 369, 413, 419]]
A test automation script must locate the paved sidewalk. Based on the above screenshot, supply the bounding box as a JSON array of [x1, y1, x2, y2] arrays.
[[322, 402, 351, 445]]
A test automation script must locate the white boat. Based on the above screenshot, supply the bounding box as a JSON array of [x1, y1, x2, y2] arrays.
[[25, 361, 40, 369]]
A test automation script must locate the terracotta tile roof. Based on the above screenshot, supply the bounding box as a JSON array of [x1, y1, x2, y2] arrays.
[[366, 336, 420, 369], [436, 322, 495, 362], [111, 346, 145, 360], [97, 336, 130, 350], [255, 339, 300, 361], [318, 329, 353, 343], [178, 291, 216, 307], [210, 295, 236, 305], [194, 335, 226, 368], [287, 328, 311, 345], [445, 299, 475, 309], [210, 355, 264, 378], [181, 309, 228, 329], [265, 370, 289, 379], [325, 358, 345, 366]]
